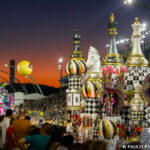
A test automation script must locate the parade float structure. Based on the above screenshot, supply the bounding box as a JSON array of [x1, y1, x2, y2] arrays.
[[81, 46, 102, 141], [0, 81, 14, 115], [123, 17, 150, 125], [124, 17, 149, 98], [66, 30, 86, 121], [65, 15, 150, 141]]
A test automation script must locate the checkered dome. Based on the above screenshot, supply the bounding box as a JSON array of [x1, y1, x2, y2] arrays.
[[124, 66, 149, 91], [68, 75, 81, 90], [84, 98, 100, 114]]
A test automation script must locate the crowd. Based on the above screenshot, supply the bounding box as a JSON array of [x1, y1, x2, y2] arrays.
[[23, 93, 66, 120], [0, 108, 148, 150]]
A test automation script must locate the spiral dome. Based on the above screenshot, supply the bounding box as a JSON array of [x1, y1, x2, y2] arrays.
[[66, 29, 86, 76], [66, 59, 86, 75], [99, 119, 117, 139], [82, 79, 102, 98]]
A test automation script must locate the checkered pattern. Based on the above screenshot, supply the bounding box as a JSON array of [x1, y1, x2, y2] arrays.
[[145, 107, 150, 123], [68, 75, 81, 90], [124, 66, 149, 91], [130, 110, 144, 120], [93, 120, 99, 139], [130, 106, 147, 120], [84, 98, 100, 114], [120, 106, 131, 121]]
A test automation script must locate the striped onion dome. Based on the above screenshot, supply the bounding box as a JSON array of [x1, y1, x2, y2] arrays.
[[66, 59, 86, 75], [99, 119, 117, 139], [66, 29, 86, 76], [82, 79, 102, 98]]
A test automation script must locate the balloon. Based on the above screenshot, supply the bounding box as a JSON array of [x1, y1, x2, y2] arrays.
[[17, 60, 33, 76]]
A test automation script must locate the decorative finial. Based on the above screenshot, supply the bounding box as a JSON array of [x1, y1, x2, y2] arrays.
[[73, 29, 81, 50], [134, 17, 139, 24], [110, 13, 114, 23], [73, 29, 81, 41]]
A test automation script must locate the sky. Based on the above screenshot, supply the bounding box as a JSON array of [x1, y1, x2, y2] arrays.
[[0, 0, 150, 87]]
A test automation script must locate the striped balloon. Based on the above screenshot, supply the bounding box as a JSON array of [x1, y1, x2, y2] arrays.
[[66, 60, 86, 75], [99, 119, 117, 139], [82, 80, 102, 98]]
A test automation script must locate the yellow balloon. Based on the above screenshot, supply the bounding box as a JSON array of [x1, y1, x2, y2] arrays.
[[17, 60, 33, 76]]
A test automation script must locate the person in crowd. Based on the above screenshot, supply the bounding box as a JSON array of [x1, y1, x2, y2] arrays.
[[47, 125, 66, 150], [6, 118, 15, 150], [0, 115, 4, 149], [68, 143, 81, 150], [80, 140, 93, 150], [56, 135, 74, 150], [27, 126, 40, 135], [13, 111, 31, 149], [25, 116, 30, 121], [18, 123, 50, 150], [0, 109, 13, 149]]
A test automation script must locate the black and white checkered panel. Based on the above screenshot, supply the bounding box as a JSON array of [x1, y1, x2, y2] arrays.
[[68, 75, 81, 90], [84, 98, 99, 114], [124, 66, 149, 91], [120, 106, 131, 121], [93, 121, 99, 140], [130, 111, 144, 120], [144, 106, 148, 121]]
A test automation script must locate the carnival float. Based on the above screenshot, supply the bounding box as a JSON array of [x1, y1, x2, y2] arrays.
[[65, 13, 150, 142]]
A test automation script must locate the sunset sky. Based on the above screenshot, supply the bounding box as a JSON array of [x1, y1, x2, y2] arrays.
[[0, 0, 150, 87]]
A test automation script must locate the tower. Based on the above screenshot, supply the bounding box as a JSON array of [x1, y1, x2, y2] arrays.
[[10, 60, 15, 84], [102, 14, 125, 89], [66, 29, 86, 121], [102, 13, 124, 68], [124, 17, 149, 94]]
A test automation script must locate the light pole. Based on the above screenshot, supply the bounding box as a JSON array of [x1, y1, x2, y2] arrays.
[[124, 0, 150, 10], [58, 58, 63, 94]]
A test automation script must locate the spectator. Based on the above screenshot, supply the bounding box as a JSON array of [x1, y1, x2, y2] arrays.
[[6, 118, 15, 150], [56, 135, 74, 150], [0, 109, 13, 149], [13, 111, 31, 149], [25, 116, 31, 121], [80, 140, 93, 150], [68, 143, 81, 150], [18, 123, 50, 150]]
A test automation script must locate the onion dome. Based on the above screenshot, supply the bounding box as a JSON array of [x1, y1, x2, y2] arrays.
[[124, 18, 150, 91], [66, 30, 86, 75], [82, 79, 102, 98], [99, 119, 117, 139], [102, 13, 124, 68]]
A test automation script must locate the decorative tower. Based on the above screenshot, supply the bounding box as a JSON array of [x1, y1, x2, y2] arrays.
[[66, 29, 86, 121], [124, 17, 149, 94], [102, 14, 125, 89], [81, 46, 102, 141], [102, 13, 124, 68]]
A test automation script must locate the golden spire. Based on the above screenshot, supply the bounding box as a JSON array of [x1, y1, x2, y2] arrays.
[[110, 13, 114, 23], [134, 17, 139, 24]]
